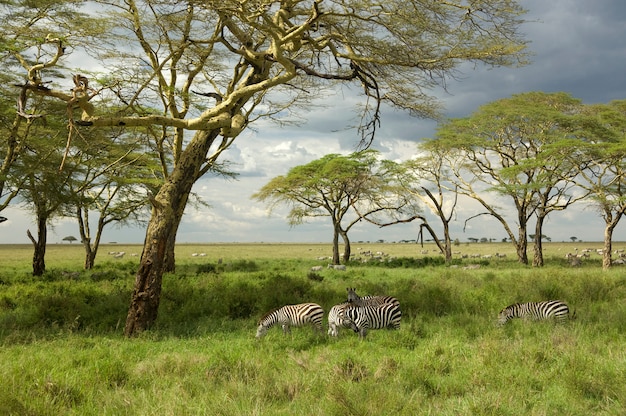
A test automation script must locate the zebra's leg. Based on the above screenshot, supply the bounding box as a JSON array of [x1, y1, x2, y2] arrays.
[[282, 324, 291, 334]]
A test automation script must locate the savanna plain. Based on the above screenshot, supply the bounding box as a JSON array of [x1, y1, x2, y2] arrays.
[[1, 242, 625, 415]]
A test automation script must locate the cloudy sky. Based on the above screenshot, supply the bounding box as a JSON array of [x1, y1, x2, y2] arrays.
[[2, 0, 626, 245]]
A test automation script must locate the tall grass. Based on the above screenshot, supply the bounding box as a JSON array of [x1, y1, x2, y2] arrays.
[[1, 243, 625, 415]]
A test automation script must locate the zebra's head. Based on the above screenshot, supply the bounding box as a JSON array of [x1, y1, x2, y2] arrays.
[[255, 323, 268, 339], [346, 287, 359, 304], [497, 304, 517, 325], [341, 306, 361, 333]]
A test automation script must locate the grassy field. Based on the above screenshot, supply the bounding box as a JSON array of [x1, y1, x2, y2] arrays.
[[1, 242, 625, 415]]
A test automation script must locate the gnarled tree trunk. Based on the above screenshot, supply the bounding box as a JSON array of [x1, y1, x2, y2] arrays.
[[124, 130, 218, 336]]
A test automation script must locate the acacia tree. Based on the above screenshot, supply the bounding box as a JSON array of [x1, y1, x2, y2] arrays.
[[14, 125, 78, 276], [399, 148, 459, 263], [13, 0, 529, 335], [430, 92, 586, 265], [563, 100, 626, 270], [252, 151, 416, 264]]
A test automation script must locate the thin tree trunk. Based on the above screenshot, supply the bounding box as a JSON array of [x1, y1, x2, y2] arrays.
[[331, 225, 340, 265], [516, 224, 529, 265], [124, 130, 219, 337], [26, 217, 47, 276], [442, 221, 452, 263], [532, 215, 545, 267]]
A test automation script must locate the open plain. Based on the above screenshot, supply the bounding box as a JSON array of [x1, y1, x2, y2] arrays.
[[1, 242, 625, 415]]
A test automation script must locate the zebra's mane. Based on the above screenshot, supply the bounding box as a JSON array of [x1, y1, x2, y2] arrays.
[[259, 306, 281, 323]]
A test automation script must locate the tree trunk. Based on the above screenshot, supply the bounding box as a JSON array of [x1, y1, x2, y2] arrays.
[[26, 217, 47, 276], [516, 223, 529, 265], [532, 215, 545, 267], [441, 221, 452, 263], [602, 223, 616, 270], [124, 130, 219, 337], [81, 237, 96, 270], [331, 225, 340, 265], [162, 198, 189, 273], [340, 230, 351, 262]]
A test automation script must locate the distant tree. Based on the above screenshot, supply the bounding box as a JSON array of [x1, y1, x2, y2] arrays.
[[563, 100, 626, 270], [63, 236, 78, 244], [570, 236, 578, 242], [468, 238, 479, 243], [400, 147, 458, 263], [429, 92, 588, 265], [253, 151, 417, 264]]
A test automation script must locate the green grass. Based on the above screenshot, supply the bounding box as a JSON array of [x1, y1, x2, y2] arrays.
[[1, 243, 625, 415]]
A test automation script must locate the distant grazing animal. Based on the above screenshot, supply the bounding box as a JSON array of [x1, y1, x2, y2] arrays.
[[497, 301, 570, 325], [256, 303, 324, 339], [327, 302, 352, 337], [327, 264, 346, 271], [113, 251, 125, 259], [341, 303, 402, 338], [346, 287, 399, 307]]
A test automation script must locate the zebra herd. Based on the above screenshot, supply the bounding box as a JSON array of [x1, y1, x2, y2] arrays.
[[256, 288, 401, 339], [256, 288, 571, 339]]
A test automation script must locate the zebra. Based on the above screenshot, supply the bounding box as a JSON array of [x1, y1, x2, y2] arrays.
[[346, 287, 399, 307], [497, 300, 570, 325], [256, 303, 324, 339], [341, 303, 402, 338], [327, 302, 353, 337]]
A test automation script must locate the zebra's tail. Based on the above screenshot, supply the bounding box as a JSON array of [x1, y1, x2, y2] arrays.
[[570, 308, 577, 320]]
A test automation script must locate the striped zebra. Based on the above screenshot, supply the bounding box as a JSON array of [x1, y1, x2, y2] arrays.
[[256, 303, 324, 339], [346, 287, 399, 307], [327, 302, 353, 337], [497, 300, 570, 325], [341, 303, 402, 338]]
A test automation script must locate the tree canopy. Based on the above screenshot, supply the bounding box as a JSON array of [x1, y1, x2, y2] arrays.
[[253, 150, 417, 263]]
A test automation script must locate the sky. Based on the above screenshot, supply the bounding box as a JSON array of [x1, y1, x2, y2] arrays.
[[2, 0, 626, 245]]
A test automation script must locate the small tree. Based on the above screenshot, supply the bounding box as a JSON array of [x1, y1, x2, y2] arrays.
[[63, 236, 78, 244], [253, 151, 417, 264], [400, 147, 459, 263]]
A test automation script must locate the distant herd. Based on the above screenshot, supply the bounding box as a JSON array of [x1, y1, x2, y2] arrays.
[[255, 287, 571, 339]]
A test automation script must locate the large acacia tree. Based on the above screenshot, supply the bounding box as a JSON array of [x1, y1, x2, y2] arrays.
[[11, 0, 529, 335], [253, 151, 416, 264]]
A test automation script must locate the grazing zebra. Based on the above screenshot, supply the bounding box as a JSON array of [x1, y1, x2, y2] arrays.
[[256, 303, 324, 339], [327, 302, 353, 337], [346, 287, 399, 307], [341, 303, 402, 338], [497, 300, 570, 325]]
